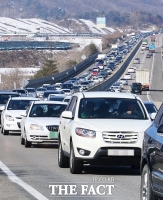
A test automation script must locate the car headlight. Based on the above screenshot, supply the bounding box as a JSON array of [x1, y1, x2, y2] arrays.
[[5, 115, 14, 121], [29, 124, 44, 130], [76, 128, 96, 138]]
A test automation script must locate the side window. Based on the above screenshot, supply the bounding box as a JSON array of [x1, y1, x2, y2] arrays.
[[155, 103, 163, 126], [158, 113, 163, 126], [66, 96, 77, 117]]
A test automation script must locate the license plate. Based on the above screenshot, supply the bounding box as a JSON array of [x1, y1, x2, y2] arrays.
[[135, 90, 138, 92], [108, 149, 134, 156], [49, 131, 58, 139]]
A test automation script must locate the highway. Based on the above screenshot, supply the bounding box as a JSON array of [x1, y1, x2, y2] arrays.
[[0, 35, 163, 200]]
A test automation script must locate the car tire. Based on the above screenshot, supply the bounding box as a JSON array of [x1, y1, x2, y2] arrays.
[[140, 164, 155, 200], [1, 126, 3, 134], [58, 139, 69, 168], [3, 128, 9, 135], [25, 137, 31, 148], [70, 143, 82, 174], [20, 134, 25, 145]]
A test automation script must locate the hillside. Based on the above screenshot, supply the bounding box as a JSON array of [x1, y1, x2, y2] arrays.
[[0, 0, 163, 21]]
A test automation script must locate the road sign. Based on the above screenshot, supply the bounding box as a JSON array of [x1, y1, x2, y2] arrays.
[[21, 78, 29, 87]]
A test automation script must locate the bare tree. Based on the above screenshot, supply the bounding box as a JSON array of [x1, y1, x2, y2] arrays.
[[0, 68, 28, 90]]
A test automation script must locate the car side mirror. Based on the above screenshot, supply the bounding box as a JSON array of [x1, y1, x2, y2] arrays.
[[157, 124, 163, 135], [150, 112, 157, 120], [61, 111, 73, 119]]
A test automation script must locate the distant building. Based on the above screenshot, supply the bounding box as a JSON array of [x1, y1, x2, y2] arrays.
[[96, 17, 106, 28]]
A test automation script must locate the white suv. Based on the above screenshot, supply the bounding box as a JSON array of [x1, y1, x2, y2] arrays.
[[58, 92, 152, 174]]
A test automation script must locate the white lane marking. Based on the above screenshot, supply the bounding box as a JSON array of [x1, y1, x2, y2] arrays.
[[147, 50, 155, 102], [0, 161, 48, 200]]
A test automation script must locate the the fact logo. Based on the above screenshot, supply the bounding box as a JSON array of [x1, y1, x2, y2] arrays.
[[49, 176, 115, 197]]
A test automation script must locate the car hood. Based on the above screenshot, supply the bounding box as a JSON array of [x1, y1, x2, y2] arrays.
[[7, 110, 25, 118], [26, 117, 60, 126], [76, 119, 152, 132]]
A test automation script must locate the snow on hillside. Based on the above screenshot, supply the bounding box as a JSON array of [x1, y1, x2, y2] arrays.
[[79, 19, 115, 34], [0, 17, 115, 35], [0, 17, 71, 34]]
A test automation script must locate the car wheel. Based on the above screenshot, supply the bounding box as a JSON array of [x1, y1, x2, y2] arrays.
[[3, 128, 9, 135], [58, 139, 69, 168], [140, 164, 155, 200], [20, 134, 25, 145], [70, 143, 82, 174], [25, 136, 31, 148], [1, 126, 3, 134]]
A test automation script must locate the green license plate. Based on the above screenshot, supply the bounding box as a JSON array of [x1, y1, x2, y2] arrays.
[[49, 131, 58, 139]]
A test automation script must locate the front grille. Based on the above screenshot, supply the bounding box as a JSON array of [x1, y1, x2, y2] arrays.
[[46, 125, 59, 132], [102, 132, 138, 144], [30, 135, 57, 140]]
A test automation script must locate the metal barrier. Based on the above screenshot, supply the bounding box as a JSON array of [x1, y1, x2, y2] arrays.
[[26, 53, 98, 88]]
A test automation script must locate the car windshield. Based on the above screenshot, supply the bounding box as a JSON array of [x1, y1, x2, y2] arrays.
[[0, 94, 19, 104], [36, 88, 46, 91], [7, 100, 34, 110], [26, 89, 35, 92], [29, 104, 67, 117], [49, 96, 65, 101], [78, 98, 147, 119]]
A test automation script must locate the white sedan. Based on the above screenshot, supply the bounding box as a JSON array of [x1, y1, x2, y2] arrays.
[[128, 68, 135, 73], [1, 97, 39, 135], [20, 101, 68, 148], [92, 77, 100, 85], [124, 73, 132, 80]]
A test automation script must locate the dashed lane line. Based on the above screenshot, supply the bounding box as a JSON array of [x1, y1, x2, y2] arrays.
[[0, 160, 49, 200]]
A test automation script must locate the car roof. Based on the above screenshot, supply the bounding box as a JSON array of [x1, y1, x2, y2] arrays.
[[9, 97, 39, 100], [0, 91, 18, 94], [32, 101, 68, 105], [73, 91, 139, 99]]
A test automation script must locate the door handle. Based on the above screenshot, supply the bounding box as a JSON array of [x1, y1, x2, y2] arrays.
[[148, 137, 152, 144]]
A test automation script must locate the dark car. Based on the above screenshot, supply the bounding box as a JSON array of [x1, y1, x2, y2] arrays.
[[146, 53, 151, 58], [140, 103, 163, 200], [131, 82, 142, 95], [12, 89, 27, 97]]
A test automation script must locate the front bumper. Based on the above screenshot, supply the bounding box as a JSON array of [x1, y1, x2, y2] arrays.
[[26, 130, 59, 143], [4, 119, 21, 131], [72, 131, 143, 166]]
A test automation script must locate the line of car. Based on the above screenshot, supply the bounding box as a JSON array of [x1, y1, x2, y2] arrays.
[[0, 32, 162, 199]]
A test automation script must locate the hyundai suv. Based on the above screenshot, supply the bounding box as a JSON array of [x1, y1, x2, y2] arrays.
[[140, 103, 163, 200], [58, 92, 152, 174]]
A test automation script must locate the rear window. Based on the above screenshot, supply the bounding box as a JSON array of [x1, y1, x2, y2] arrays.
[[7, 100, 34, 110], [0, 93, 19, 104], [13, 89, 26, 94]]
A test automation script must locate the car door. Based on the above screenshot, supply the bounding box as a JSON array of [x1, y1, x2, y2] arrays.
[[147, 104, 163, 194], [60, 96, 77, 153]]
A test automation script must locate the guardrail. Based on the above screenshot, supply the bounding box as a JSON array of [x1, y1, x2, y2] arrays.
[[88, 39, 142, 91], [26, 53, 98, 88]]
